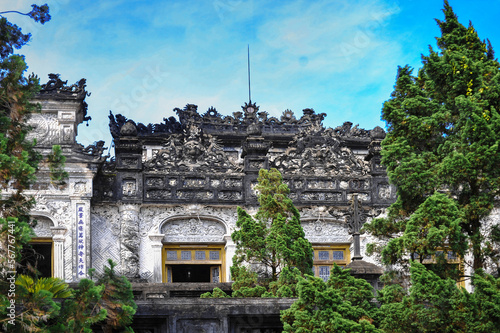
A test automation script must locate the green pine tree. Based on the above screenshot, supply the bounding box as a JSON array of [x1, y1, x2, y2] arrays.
[[378, 261, 500, 333], [281, 264, 381, 333], [230, 168, 313, 297], [0, 6, 136, 332], [364, 0, 500, 273], [0, 5, 51, 331], [95, 260, 137, 333], [47, 145, 68, 186]]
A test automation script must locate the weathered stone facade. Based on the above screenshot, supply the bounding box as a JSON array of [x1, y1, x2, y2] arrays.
[[27, 75, 398, 332]]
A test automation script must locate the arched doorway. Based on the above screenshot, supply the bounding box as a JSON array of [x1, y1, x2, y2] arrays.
[[160, 217, 227, 283]]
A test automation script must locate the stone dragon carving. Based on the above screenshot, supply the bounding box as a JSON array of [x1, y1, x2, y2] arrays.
[[38, 74, 91, 123], [143, 124, 243, 173], [271, 122, 370, 176]]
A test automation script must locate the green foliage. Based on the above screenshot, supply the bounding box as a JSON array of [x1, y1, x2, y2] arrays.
[[231, 168, 313, 296], [16, 274, 72, 298], [0, 5, 53, 331], [58, 278, 107, 333], [200, 287, 230, 298], [283, 262, 500, 332], [268, 266, 302, 298], [364, 0, 500, 271], [374, 192, 468, 280], [47, 145, 68, 185], [378, 261, 500, 333], [94, 259, 137, 333], [281, 264, 381, 333], [54, 260, 136, 333], [1, 260, 137, 332], [5, 275, 69, 332]]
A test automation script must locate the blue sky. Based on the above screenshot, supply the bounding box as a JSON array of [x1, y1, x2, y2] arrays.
[[3, 0, 500, 147]]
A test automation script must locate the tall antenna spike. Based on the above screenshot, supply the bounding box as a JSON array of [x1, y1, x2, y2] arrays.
[[247, 44, 251, 104]]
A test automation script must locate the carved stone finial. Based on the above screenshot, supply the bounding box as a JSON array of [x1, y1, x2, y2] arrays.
[[370, 126, 386, 139], [246, 122, 262, 136], [242, 101, 259, 120], [120, 120, 137, 136]]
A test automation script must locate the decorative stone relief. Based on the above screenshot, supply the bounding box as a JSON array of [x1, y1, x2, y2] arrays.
[[224, 178, 242, 188], [301, 219, 350, 243], [26, 113, 59, 146], [271, 125, 370, 177], [301, 192, 343, 202], [300, 206, 333, 219], [91, 213, 121, 275], [347, 192, 371, 202], [145, 189, 171, 200], [306, 180, 336, 189], [119, 205, 140, 278], [142, 123, 244, 173], [378, 184, 393, 200], [122, 179, 137, 196], [146, 177, 164, 187], [176, 190, 214, 200], [32, 216, 55, 237], [32, 196, 71, 228], [161, 218, 226, 243], [218, 191, 243, 201], [138, 205, 237, 239], [62, 125, 73, 142], [71, 180, 90, 196], [121, 157, 139, 168]]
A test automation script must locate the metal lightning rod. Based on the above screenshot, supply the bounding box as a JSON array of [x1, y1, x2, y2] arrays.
[[248, 44, 251, 104]]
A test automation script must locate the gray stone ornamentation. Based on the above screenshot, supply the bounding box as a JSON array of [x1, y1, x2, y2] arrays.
[[119, 205, 141, 278], [143, 124, 243, 173], [32, 197, 71, 228], [301, 219, 350, 243], [32, 216, 55, 237], [271, 124, 370, 177], [26, 113, 59, 146], [161, 218, 226, 243], [90, 209, 121, 275]]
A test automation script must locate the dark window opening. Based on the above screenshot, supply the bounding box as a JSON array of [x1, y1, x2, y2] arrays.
[[20, 242, 52, 277], [171, 265, 212, 283]]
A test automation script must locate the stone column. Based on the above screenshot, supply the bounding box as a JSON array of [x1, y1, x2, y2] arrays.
[[224, 235, 235, 282], [50, 227, 67, 279], [149, 234, 165, 283], [118, 204, 141, 279]]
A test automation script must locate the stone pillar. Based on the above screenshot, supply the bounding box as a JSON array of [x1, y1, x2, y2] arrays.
[[119, 204, 141, 279], [224, 235, 235, 282], [149, 234, 165, 283], [50, 227, 67, 279]]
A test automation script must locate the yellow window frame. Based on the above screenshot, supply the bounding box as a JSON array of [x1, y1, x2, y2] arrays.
[[162, 244, 225, 283], [312, 244, 350, 281], [415, 249, 465, 288], [28, 238, 54, 277]]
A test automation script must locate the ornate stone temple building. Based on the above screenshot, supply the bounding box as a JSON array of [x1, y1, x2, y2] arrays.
[[26, 75, 396, 332]]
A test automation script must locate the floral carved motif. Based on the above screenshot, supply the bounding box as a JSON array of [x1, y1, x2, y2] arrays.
[[271, 124, 370, 177], [161, 218, 226, 243]]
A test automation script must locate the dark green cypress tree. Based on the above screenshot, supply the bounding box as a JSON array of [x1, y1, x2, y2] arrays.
[[231, 168, 313, 296], [364, 0, 500, 273], [281, 265, 381, 333]]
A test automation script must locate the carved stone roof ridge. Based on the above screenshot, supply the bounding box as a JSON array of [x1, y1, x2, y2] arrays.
[[108, 103, 336, 139], [38, 73, 90, 101]]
